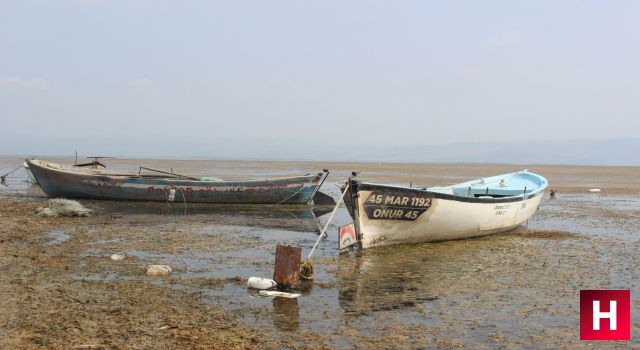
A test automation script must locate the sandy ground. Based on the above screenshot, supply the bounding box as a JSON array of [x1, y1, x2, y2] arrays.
[[1, 160, 640, 349], [0, 200, 278, 349]]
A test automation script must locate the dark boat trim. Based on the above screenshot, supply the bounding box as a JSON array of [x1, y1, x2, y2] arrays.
[[352, 180, 540, 204]]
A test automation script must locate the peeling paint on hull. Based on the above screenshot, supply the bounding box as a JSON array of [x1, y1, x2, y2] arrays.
[[28, 160, 323, 204]]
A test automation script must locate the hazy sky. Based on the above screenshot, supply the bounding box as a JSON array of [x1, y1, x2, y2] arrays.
[[1, 1, 639, 157]]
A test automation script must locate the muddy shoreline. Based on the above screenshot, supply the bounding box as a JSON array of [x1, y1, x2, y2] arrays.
[[1, 159, 639, 348], [0, 200, 290, 349]]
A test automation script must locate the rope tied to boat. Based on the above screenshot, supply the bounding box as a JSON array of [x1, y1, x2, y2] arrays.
[[276, 183, 307, 205], [1, 165, 24, 185], [277, 170, 329, 205], [165, 186, 187, 215]]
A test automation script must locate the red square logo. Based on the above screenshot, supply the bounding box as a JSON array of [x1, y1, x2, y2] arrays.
[[580, 290, 630, 341]]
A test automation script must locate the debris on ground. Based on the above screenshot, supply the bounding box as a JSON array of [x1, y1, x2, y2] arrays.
[[259, 290, 301, 299], [110, 253, 126, 261], [35, 199, 92, 217], [146, 264, 172, 276], [247, 277, 277, 290]]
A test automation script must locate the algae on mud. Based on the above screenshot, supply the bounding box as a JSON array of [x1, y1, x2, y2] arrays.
[[1, 158, 639, 349]]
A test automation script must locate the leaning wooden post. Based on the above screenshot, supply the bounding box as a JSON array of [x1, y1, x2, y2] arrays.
[[300, 183, 350, 280]]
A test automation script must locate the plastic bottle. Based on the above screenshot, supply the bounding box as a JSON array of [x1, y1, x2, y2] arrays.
[[247, 277, 277, 290]]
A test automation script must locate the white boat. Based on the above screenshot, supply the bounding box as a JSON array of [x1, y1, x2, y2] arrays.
[[341, 170, 548, 249]]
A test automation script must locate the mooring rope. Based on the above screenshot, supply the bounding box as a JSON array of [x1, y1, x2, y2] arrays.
[[165, 186, 188, 215], [178, 188, 187, 216], [276, 184, 307, 205], [300, 260, 314, 280], [0, 165, 23, 184]]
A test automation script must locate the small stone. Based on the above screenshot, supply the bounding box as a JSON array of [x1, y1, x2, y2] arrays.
[[110, 253, 125, 261], [146, 264, 172, 276]]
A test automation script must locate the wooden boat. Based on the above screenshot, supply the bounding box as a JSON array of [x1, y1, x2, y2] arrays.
[[27, 159, 330, 205], [341, 170, 548, 249], [23, 158, 106, 184], [23, 161, 38, 184]]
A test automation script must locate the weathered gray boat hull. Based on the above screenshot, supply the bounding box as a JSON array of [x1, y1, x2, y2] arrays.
[[28, 160, 325, 204]]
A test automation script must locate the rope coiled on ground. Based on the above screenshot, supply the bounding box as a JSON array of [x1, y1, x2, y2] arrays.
[[300, 259, 314, 280]]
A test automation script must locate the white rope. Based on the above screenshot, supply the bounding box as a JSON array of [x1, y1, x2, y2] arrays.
[[178, 188, 187, 215], [1, 165, 23, 184], [276, 183, 307, 204], [1, 165, 23, 178], [307, 183, 349, 260]]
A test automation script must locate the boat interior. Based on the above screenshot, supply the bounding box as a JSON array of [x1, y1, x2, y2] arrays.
[[28, 159, 322, 182], [427, 170, 547, 199], [29, 159, 107, 175]]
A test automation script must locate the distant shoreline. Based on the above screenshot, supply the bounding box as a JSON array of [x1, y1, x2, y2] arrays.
[[2, 154, 639, 168]]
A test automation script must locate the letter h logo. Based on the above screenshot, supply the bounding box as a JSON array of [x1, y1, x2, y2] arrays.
[[580, 290, 630, 341]]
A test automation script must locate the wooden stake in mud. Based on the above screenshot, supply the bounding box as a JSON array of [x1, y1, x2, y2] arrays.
[[273, 245, 302, 289]]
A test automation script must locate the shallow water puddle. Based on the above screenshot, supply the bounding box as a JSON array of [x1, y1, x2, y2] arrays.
[[44, 229, 70, 246], [74, 194, 639, 345]]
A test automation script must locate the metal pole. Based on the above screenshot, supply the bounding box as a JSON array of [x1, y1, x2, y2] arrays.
[[307, 169, 329, 206], [307, 183, 349, 260]]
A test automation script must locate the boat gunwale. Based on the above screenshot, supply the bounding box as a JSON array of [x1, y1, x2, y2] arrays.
[[27, 159, 321, 184], [352, 177, 547, 204]]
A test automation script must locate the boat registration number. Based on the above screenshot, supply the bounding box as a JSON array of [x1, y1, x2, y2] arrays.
[[363, 192, 432, 221]]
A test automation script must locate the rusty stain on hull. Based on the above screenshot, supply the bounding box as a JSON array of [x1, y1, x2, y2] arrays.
[[28, 160, 325, 204]]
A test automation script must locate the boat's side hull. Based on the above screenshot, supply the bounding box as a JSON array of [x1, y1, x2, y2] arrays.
[[23, 164, 38, 184], [28, 161, 322, 204], [353, 187, 544, 249]]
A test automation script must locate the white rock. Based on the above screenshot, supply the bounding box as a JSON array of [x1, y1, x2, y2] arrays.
[[110, 253, 125, 261], [36, 207, 57, 217], [587, 188, 601, 193], [35, 199, 92, 217], [247, 277, 277, 290], [147, 264, 172, 276]]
